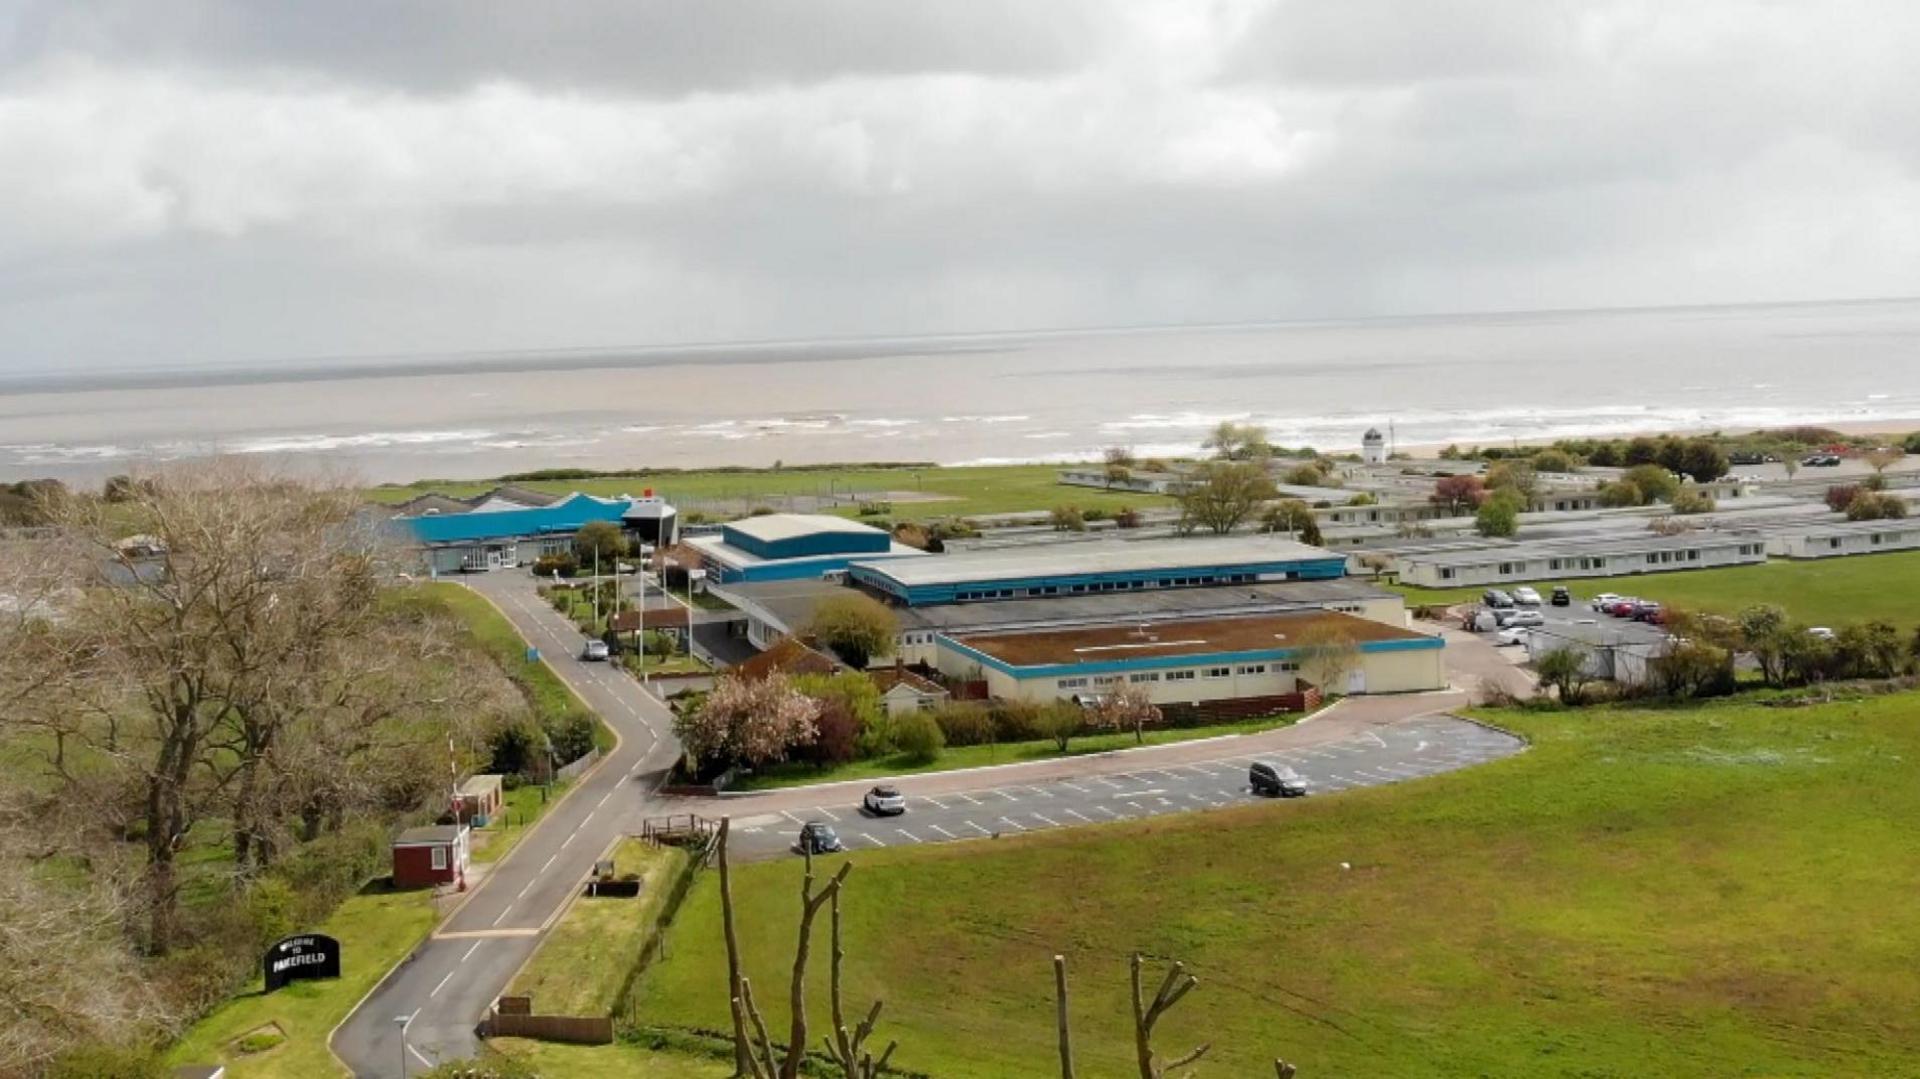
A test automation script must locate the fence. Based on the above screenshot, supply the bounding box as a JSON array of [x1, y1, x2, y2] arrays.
[[614, 836, 713, 1025], [482, 1006, 614, 1044], [555, 747, 600, 784], [1158, 686, 1319, 727]]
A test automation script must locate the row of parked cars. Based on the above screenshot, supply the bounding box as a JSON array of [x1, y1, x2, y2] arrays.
[[1589, 592, 1670, 624], [1482, 585, 1572, 609]]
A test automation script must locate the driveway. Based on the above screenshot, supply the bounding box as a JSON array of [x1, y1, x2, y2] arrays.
[[333, 571, 682, 1077]]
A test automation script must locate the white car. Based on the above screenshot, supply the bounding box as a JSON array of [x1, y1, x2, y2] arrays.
[[861, 785, 906, 816], [1590, 592, 1622, 611], [1807, 626, 1836, 641], [581, 639, 610, 661], [1495, 626, 1532, 646], [1512, 586, 1543, 606], [1506, 609, 1545, 628]]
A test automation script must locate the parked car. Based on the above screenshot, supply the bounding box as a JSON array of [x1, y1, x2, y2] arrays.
[[1590, 592, 1622, 611], [1807, 626, 1836, 640], [1512, 586, 1543, 606], [1507, 609, 1545, 628], [1550, 586, 1572, 607], [1249, 760, 1308, 798], [1495, 626, 1532, 646], [581, 639, 610, 662], [1606, 599, 1642, 617], [1482, 589, 1515, 609], [794, 821, 845, 855], [1802, 454, 1842, 467], [861, 785, 906, 816], [1630, 602, 1667, 624]]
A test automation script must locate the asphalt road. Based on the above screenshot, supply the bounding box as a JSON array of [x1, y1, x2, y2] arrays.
[[333, 572, 682, 1077], [723, 713, 1522, 860]]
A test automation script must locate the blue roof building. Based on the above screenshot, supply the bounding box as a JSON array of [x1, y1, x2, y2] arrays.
[[392, 492, 637, 573], [687, 513, 924, 584]]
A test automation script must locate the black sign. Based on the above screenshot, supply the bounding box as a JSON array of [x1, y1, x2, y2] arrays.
[[263, 933, 342, 993]]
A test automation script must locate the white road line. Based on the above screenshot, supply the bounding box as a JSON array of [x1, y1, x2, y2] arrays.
[[954, 792, 982, 806], [922, 796, 949, 809], [410, 1044, 435, 1069], [1093, 805, 1119, 818], [1121, 801, 1146, 814], [560, 833, 575, 849], [1186, 792, 1208, 803], [780, 810, 806, 825], [813, 807, 841, 821], [596, 788, 615, 809], [1031, 812, 1062, 827], [581, 809, 596, 827], [461, 942, 482, 963], [491, 904, 513, 927], [929, 824, 958, 839], [540, 854, 558, 874], [860, 833, 887, 847], [964, 820, 992, 835], [895, 828, 921, 842], [1156, 797, 1175, 807], [1023, 785, 1054, 798], [990, 789, 1019, 802], [1092, 776, 1123, 789], [516, 879, 537, 900], [998, 816, 1026, 831], [1058, 781, 1089, 794], [1063, 808, 1094, 823], [402, 1007, 420, 1031], [430, 969, 457, 998]]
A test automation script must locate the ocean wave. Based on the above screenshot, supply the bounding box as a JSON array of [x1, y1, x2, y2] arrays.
[[230, 429, 498, 455]]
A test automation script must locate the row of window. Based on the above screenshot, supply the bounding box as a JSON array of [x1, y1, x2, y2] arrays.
[[1435, 544, 1758, 580], [953, 572, 1278, 603], [1063, 661, 1299, 690]]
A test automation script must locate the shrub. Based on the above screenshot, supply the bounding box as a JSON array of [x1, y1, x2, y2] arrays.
[[1475, 491, 1521, 538], [532, 552, 579, 579], [1029, 701, 1084, 752], [1532, 448, 1575, 473], [1597, 480, 1642, 508], [749, 505, 776, 516], [1113, 506, 1143, 529], [1622, 464, 1679, 503], [1669, 488, 1715, 514], [46, 1045, 166, 1079], [1081, 506, 1110, 522], [1345, 492, 1377, 506], [988, 700, 1047, 742], [1050, 504, 1087, 531], [1846, 491, 1908, 521], [807, 594, 898, 668], [1825, 484, 1863, 513], [930, 703, 995, 747], [802, 699, 861, 766], [856, 500, 892, 516], [892, 713, 945, 764], [1282, 463, 1327, 487]]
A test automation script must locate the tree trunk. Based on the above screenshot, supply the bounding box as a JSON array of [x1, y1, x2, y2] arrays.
[[1054, 955, 1075, 1079], [717, 820, 753, 1078]]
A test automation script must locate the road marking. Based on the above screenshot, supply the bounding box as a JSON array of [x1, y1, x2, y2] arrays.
[[928, 824, 958, 839], [540, 854, 558, 874], [517, 878, 537, 900], [410, 1044, 435, 1069], [895, 828, 921, 842], [1031, 812, 1061, 827], [964, 820, 992, 835], [780, 810, 806, 825], [998, 816, 1026, 831], [1023, 785, 1054, 798], [989, 789, 1019, 802], [430, 969, 457, 998], [1063, 808, 1094, 823], [1186, 792, 1208, 804], [1092, 776, 1123, 789], [401, 1008, 420, 1032], [813, 806, 841, 821], [860, 833, 887, 847], [954, 792, 981, 805], [1156, 797, 1175, 807], [596, 788, 615, 809], [1111, 789, 1165, 799], [560, 833, 574, 849], [1093, 805, 1118, 818], [581, 810, 596, 827], [922, 796, 948, 809], [1058, 781, 1089, 794], [1121, 801, 1145, 814], [461, 941, 482, 962], [492, 904, 514, 927]]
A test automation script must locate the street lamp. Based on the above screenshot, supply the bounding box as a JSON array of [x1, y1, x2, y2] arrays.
[[393, 1014, 411, 1078]]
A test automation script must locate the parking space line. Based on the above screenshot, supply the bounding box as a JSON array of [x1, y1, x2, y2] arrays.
[[922, 796, 949, 809], [1031, 812, 1061, 827], [954, 793, 982, 805], [928, 824, 958, 839], [1216, 789, 1241, 799], [859, 833, 887, 847], [895, 828, 921, 843], [1022, 786, 1054, 798], [1063, 808, 1094, 823], [964, 820, 992, 835], [1185, 792, 1209, 804], [813, 807, 841, 821], [989, 789, 1019, 802], [780, 810, 805, 825], [1058, 781, 1089, 794], [1092, 776, 1123, 789], [998, 816, 1026, 831]]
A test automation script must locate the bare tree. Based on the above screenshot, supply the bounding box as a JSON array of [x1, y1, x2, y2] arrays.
[[1084, 685, 1162, 745], [1291, 622, 1361, 695], [824, 881, 896, 1077], [1172, 462, 1277, 535], [1130, 953, 1210, 1078], [1054, 955, 1075, 1079], [1864, 447, 1905, 476]]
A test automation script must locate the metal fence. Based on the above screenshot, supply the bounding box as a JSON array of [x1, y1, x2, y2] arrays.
[[555, 747, 600, 784]]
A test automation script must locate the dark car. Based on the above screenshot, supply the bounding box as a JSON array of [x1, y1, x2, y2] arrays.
[[1249, 760, 1308, 798], [1631, 602, 1668, 624], [1802, 454, 1842, 467], [1550, 586, 1572, 607], [794, 821, 845, 855], [1482, 589, 1515, 609], [861, 785, 906, 816]]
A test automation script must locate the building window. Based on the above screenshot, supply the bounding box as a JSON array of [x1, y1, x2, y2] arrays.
[[1235, 664, 1267, 675], [1094, 675, 1123, 686], [1204, 667, 1230, 679], [430, 846, 448, 871], [1166, 670, 1195, 681], [1439, 568, 1454, 580], [1129, 672, 1159, 683], [1279, 662, 1300, 672]]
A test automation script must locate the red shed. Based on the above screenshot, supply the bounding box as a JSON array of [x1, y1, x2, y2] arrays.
[[392, 824, 470, 890]]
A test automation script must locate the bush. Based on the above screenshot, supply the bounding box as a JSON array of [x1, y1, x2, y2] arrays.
[[1050, 505, 1087, 531], [749, 505, 776, 516], [1113, 506, 1143, 529], [892, 713, 945, 764], [1081, 506, 1110, 522], [1622, 464, 1679, 503], [1669, 488, 1715, 514], [1282, 463, 1327, 487], [930, 703, 995, 747], [1846, 492, 1908, 521], [1532, 448, 1575, 473], [532, 552, 579, 578], [1826, 484, 1862, 513], [1475, 492, 1521, 538], [856, 500, 892, 516], [989, 700, 1048, 742], [802, 699, 860, 766], [46, 1045, 165, 1079]]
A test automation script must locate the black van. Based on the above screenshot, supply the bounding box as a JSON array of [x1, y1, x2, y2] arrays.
[[1249, 760, 1308, 798]]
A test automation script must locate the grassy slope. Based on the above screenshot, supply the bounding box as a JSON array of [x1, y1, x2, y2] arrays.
[[732, 713, 1298, 792], [634, 694, 1920, 1077], [1392, 547, 1920, 629], [491, 1038, 733, 1077], [366, 463, 1166, 521], [509, 841, 689, 1018], [164, 887, 436, 1078]]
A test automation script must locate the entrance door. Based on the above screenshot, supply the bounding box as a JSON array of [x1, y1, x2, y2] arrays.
[[1346, 670, 1367, 695]]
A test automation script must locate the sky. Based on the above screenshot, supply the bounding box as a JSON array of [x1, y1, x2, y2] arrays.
[[2, 0, 1918, 373]]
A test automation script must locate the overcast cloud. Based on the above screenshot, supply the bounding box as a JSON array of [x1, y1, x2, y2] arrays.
[[2, 0, 1917, 372]]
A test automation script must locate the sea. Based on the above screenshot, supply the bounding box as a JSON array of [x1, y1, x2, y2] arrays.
[[2, 297, 1917, 485]]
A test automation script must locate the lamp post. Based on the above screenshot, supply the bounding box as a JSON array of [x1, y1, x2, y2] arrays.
[[394, 1014, 411, 1078]]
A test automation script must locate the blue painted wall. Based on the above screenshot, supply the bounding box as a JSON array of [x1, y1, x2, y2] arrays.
[[399, 494, 630, 545], [939, 632, 1442, 679], [850, 554, 1348, 607], [721, 523, 891, 561]]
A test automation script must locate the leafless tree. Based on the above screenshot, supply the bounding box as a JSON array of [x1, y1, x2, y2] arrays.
[[1130, 953, 1210, 1078]]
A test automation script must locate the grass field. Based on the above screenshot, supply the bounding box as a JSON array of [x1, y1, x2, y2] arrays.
[[1392, 547, 1920, 630], [490, 1038, 732, 1077], [367, 462, 1165, 522], [630, 693, 1920, 1076], [415, 582, 594, 730], [732, 712, 1300, 791], [164, 885, 437, 1078], [508, 840, 689, 1018]]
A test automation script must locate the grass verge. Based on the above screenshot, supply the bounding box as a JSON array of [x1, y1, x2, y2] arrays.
[[490, 1037, 733, 1077], [729, 713, 1299, 792], [507, 840, 690, 1018], [164, 885, 437, 1078], [1390, 547, 1920, 629], [633, 692, 1920, 1076]]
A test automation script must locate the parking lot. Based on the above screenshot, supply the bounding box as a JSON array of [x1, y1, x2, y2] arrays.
[[1472, 589, 1672, 652], [724, 715, 1523, 860]]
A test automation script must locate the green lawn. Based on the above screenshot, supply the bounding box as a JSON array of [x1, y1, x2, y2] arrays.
[[165, 885, 437, 1078], [487, 1038, 733, 1077], [629, 693, 1920, 1076], [415, 583, 588, 725], [730, 713, 1300, 792], [470, 780, 574, 865], [369, 463, 1166, 522], [507, 840, 689, 1018], [1392, 547, 1920, 630]]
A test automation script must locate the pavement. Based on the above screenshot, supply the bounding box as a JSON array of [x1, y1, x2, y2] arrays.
[[331, 573, 1527, 1076], [332, 571, 682, 1077]]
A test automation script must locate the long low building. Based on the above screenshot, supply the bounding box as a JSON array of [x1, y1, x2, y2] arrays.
[[848, 535, 1346, 606], [1393, 532, 1768, 588], [686, 513, 925, 583], [935, 609, 1446, 703], [1767, 519, 1920, 559]]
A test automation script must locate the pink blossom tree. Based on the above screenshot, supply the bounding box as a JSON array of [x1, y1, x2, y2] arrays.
[[675, 673, 821, 771], [1083, 684, 1163, 745]]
